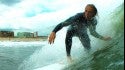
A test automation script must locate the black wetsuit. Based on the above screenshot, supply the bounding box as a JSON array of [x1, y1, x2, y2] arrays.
[[52, 12, 103, 56]]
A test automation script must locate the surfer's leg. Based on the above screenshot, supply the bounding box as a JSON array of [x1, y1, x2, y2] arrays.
[[65, 30, 74, 57], [78, 35, 91, 50]]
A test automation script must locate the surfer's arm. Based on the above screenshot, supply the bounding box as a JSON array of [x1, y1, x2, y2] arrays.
[[48, 18, 75, 44], [52, 14, 79, 33], [52, 22, 67, 33], [88, 25, 103, 39], [89, 25, 111, 41]]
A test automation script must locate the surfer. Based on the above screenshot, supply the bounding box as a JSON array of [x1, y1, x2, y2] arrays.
[[48, 4, 111, 62]]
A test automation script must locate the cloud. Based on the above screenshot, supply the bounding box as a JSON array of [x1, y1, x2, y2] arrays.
[[0, 0, 21, 6], [0, 0, 84, 28]]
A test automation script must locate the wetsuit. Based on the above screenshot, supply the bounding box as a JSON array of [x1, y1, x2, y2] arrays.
[[52, 12, 103, 56]]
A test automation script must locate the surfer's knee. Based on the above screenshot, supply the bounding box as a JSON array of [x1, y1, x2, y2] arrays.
[[67, 53, 71, 57], [84, 45, 91, 50]]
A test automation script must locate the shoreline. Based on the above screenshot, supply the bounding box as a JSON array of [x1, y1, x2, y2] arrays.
[[0, 36, 48, 42]]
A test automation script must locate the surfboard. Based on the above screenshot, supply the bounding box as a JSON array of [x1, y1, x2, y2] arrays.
[[33, 57, 75, 70], [34, 63, 66, 70]]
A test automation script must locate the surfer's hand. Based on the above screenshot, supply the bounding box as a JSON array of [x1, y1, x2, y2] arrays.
[[102, 36, 112, 41], [48, 32, 56, 44]]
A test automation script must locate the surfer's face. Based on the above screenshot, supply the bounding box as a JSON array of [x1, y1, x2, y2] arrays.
[[85, 5, 96, 20]]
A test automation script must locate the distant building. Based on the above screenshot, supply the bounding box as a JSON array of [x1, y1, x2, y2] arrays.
[[0, 31, 14, 37], [17, 32, 38, 38], [33, 32, 38, 37]]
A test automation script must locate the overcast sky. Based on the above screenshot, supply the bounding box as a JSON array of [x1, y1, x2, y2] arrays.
[[0, 0, 123, 35]]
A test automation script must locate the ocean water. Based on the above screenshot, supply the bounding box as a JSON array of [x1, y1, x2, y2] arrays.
[[0, 42, 45, 70]]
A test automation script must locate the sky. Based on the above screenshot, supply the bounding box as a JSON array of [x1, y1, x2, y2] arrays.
[[0, 0, 123, 36]]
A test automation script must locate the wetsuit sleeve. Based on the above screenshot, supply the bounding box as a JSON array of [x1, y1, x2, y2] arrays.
[[88, 20, 103, 39], [52, 14, 79, 33]]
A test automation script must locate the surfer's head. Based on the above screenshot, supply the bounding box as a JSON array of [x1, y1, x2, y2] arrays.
[[84, 4, 97, 20]]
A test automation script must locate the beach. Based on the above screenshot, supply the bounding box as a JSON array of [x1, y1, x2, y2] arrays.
[[0, 36, 48, 42]]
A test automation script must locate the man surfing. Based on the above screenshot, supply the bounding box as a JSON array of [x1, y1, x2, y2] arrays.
[[48, 4, 111, 63]]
